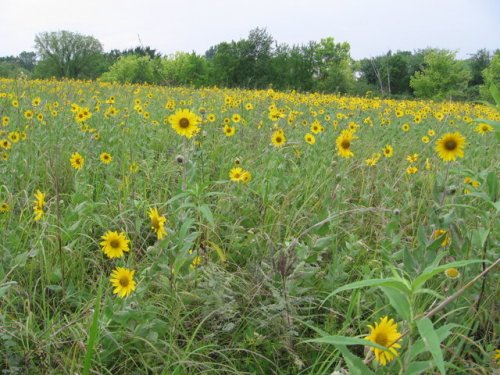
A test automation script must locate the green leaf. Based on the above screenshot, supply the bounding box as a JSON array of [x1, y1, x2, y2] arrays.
[[416, 318, 446, 375], [406, 361, 434, 375], [336, 345, 376, 375], [323, 277, 411, 303], [471, 228, 490, 249], [410, 323, 458, 360], [412, 259, 485, 291], [489, 84, 500, 107], [380, 286, 411, 321], [486, 172, 498, 201], [0, 281, 17, 298], [198, 204, 214, 226], [305, 335, 387, 351], [208, 240, 226, 263], [83, 279, 104, 375]]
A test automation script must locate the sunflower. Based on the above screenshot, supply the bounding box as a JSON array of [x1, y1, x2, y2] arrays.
[[149, 208, 167, 240], [100, 231, 130, 258], [336, 130, 356, 158], [421, 136, 430, 144], [70, 152, 84, 170], [223, 124, 236, 137], [474, 123, 493, 135], [444, 267, 460, 279], [231, 113, 241, 123], [406, 153, 418, 163], [33, 190, 46, 221], [433, 229, 451, 247], [365, 316, 402, 366], [271, 130, 286, 148], [401, 123, 410, 132], [100, 152, 112, 165], [304, 133, 316, 145], [110, 267, 136, 298], [435, 132, 466, 162], [383, 145, 393, 158], [169, 109, 201, 138], [0, 202, 10, 213], [229, 167, 244, 182], [406, 166, 418, 175], [310, 120, 323, 134]]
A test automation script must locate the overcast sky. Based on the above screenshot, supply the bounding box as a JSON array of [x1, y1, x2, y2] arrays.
[[1, 0, 499, 59]]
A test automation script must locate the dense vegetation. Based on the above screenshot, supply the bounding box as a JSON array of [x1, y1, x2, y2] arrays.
[[0, 77, 499, 374], [0, 29, 499, 101]]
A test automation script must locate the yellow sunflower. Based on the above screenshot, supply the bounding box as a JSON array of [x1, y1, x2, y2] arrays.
[[383, 145, 393, 158], [271, 130, 286, 148], [100, 231, 130, 258], [169, 109, 201, 139], [229, 167, 244, 182], [100, 152, 112, 165], [33, 190, 46, 221], [433, 229, 451, 247], [149, 208, 167, 240], [223, 124, 236, 137], [365, 316, 402, 366], [110, 267, 136, 298], [474, 123, 493, 135], [435, 132, 466, 162], [70, 152, 84, 170], [304, 133, 316, 145], [335, 130, 356, 158]]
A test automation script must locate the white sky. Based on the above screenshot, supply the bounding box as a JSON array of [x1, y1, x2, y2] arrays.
[[1, 0, 499, 59]]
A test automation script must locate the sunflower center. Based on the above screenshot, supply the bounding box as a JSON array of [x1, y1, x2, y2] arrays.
[[276, 136, 282, 143], [110, 239, 120, 249], [374, 332, 388, 347], [119, 276, 130, 287], [151, 217, 160, 230], [341, 140, 350, 149], [179, 118, 190, 128], [444, 140, 457, 150]]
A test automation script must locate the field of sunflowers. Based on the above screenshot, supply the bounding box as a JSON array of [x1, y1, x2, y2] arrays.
[[0, 77, 499, 374]]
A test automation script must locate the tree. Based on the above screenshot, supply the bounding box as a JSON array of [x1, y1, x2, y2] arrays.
[[34, 30, 104, 79], [410, 49, 471, 100], [480, 51, 500, 101], [312, 38, 355, 93], [100, 55, 163, 84]]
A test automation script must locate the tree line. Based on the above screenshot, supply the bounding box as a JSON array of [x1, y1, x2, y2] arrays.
[[1, 29, 498, 101]]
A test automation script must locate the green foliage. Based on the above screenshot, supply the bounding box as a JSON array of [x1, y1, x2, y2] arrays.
[[480, 51, 500, 101], [101, 55, 164, 84], [34, 30, 105, 79], [410, 49, 471, 100], [162, 52, 209, 87]]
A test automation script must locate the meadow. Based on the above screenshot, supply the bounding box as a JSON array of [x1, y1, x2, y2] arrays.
[[0, 77, 499, 374]]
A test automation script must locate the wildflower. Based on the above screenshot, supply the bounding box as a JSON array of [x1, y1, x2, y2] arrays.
[[474, 123, 493, 135], [406, 166, 418, 175], [271, 130, 286, 148], [223, 124, 236, 137], [149, 208, 167, 240], [70, 152, 84, 170], [169, 109, 201, 138], [383, 144, 393, 158], [100, 231, 130, 258], [433, 229, 451, 247], [401, 123, 410, 132], [110, 267, 136, 298], [0, 202, 10, 213], [435, 132, 466, 162], [421, 136, 430, 144], [100, 152, 112, 165], [365, 316, 402, 366], [406, 153, 419, 163], [304, 133, 316, 145], [229, 167, 244, 182], [336, 130, 356, 158], [444, 268, 460, 279], [33, 190, 46, 221]]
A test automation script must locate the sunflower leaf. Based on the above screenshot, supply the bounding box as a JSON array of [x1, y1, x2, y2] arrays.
[[416, 317, 446, 374]]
